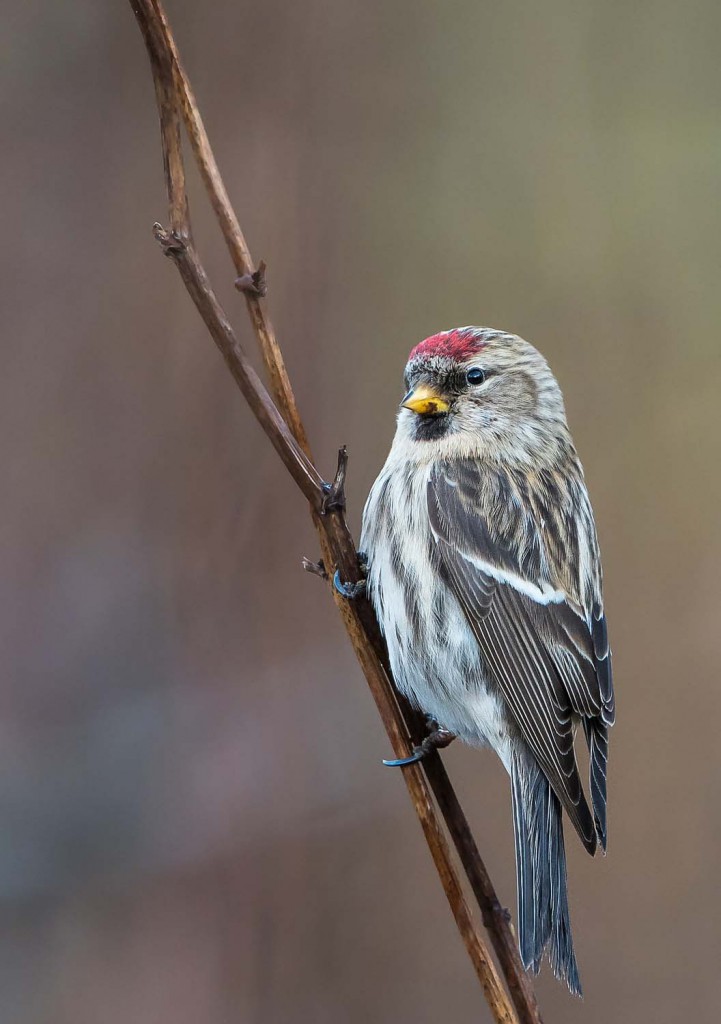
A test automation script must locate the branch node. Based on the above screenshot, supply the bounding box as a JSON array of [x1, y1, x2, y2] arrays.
[[235, 259, 268, 297], [302, 556, 328, 580], [321, 446, 348, 514], [490, 898, 513, 925], [153, 222, 188, 258]]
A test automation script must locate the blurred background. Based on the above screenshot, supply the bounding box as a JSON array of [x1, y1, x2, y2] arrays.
[[2, 1, 720, 1021]]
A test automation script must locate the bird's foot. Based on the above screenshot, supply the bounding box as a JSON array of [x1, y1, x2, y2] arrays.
[[333, 571, 367, 599], [332, 551, 368, 599], [383, 723, 456, 767]]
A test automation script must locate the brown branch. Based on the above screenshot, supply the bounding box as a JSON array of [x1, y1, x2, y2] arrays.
[[146, 0, 309, 454], [128, 3, 543, 1023]]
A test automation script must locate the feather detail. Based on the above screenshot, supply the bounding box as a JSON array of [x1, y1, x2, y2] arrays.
[[428, 456, 613, 851], [511, 752, 582, 994]]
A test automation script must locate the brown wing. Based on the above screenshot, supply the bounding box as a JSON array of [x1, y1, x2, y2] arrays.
[[428, 457, 614, 852]]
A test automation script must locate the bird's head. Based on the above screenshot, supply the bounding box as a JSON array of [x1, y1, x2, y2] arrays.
[[395, 326, 570, 464]]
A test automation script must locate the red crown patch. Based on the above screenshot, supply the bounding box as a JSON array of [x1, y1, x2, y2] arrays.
[[408, 328, 486, 363]]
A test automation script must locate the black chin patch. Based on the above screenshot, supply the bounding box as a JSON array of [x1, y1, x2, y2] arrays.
[[412, 413, 452, 442]]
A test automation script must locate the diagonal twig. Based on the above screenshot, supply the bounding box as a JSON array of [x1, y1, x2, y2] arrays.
[[144, 0, 309, 454], [128, 3, 544, 1022]]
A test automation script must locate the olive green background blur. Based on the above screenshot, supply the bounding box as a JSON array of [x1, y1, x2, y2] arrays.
[[3, 2, 720, 1022]]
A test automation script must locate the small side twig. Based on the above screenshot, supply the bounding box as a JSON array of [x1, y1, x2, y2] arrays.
[[321, 446, 348, 514], [301, 556, 328, 580], [235, 259, 267, 298]]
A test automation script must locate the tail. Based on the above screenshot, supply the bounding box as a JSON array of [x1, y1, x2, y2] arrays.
[[584, 717, 609, 851], [511, 753, 582, 996]]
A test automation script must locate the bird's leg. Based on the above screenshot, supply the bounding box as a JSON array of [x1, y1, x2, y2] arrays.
[[333, 550, 368, 599], [383, 719, 456, 767]]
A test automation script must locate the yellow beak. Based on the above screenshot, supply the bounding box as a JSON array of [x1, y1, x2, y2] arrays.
[[401, 383, 450, 416]]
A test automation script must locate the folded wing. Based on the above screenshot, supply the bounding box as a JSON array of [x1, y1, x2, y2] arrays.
[[428, 458, 614, 852]]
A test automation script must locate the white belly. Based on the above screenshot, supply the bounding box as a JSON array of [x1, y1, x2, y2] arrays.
[[361, 454, 513, 769]]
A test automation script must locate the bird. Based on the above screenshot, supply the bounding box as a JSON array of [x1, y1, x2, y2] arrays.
[[358, 326, 614, 995]]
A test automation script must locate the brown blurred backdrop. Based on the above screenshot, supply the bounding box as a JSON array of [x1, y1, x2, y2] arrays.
[[2, 2, 720, 1022]]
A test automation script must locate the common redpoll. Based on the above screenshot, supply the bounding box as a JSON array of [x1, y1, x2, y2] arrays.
[[359, 327, 614, 995]]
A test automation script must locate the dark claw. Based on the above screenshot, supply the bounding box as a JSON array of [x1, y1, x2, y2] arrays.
[[383, 727, 456, 768], [357, 550, 369, 575], [383, 748, 427, 767], [333, 570, 367, 599]]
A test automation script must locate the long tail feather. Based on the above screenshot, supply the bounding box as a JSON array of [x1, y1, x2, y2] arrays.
[[511, 754, 582, 996], [584, 718, 609, 850]]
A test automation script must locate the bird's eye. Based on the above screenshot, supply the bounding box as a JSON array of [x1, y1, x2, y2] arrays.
[[466, 367, 486, 385]]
